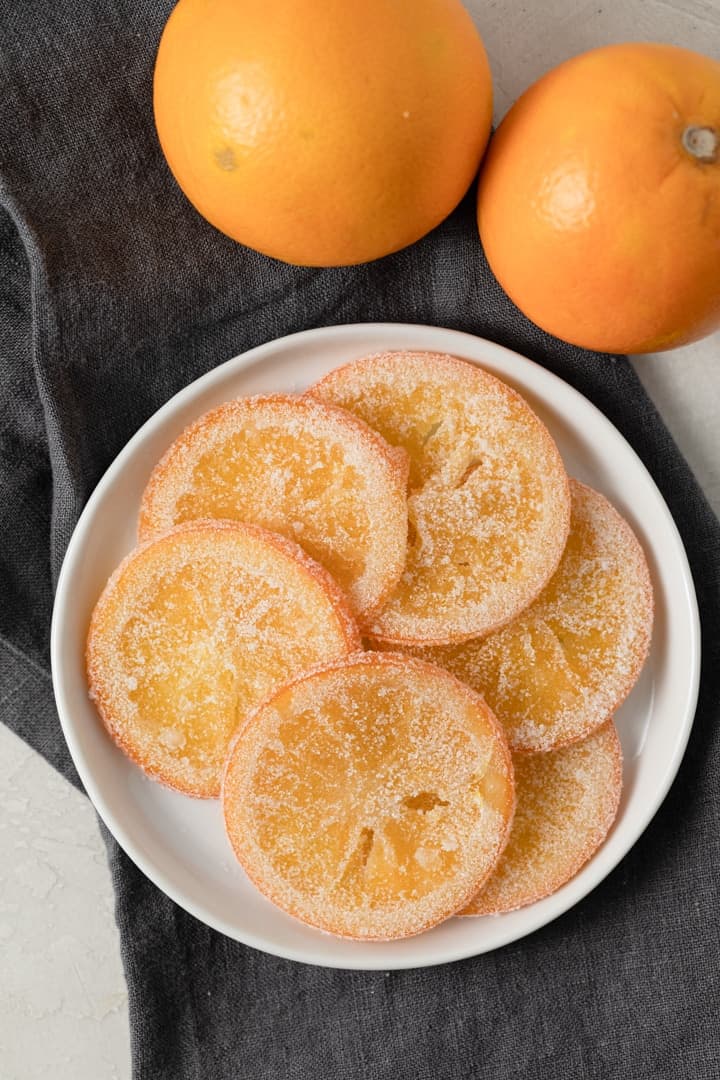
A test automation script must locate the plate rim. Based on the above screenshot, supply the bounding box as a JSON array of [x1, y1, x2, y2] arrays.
[[51, 322, 701, 970]]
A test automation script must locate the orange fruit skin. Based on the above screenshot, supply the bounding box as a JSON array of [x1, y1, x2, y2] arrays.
[[154, 0, 492, 266], [478, 43, 720, 354]]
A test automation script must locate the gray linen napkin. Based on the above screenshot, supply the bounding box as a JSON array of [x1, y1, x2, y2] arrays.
[[1, 3, 719, 1077]]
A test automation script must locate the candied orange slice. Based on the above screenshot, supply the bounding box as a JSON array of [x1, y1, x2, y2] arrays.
[[86, 520, 359, 797], [138, 395, 409, 623], [462, 721, 622, 915], [309, 351, 570, 645], [411, 480, 653, 752], [223, 652, 515, 939]]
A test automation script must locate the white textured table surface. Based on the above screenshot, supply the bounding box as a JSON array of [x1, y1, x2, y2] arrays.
[[1, 3, 719, 1077]]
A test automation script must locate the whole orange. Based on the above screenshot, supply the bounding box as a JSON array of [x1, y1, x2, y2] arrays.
[[478, 43, 720, 354], [154, 0, 492, 266]]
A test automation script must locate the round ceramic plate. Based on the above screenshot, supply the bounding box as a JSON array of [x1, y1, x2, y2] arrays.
[[51, 323, 700, 970]]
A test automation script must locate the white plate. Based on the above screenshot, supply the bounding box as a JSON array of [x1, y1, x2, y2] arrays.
[[51, 323, 700, 970]]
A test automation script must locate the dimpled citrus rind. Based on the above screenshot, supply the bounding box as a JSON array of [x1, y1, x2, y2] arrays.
[[223, 652, 515, 940], [410, 480, 653, 752], [153, 0, 492, 267], [86, 520, 360, 798], [461, 720, 622, 916], [138, 394, 410, 624], [309, 351, 571, 645]]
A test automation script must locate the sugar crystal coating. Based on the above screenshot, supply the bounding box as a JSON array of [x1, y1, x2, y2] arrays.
[[462, 721, 622, 915], [223, 652, 515, 940], [410, 480, 653, 752], [309, 351, 571, 644], [139, 395, 409, 624], [86, 520, 360, 797]]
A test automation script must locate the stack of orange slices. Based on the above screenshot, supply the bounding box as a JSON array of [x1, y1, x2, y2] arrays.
[[87, 351, 652, 940]]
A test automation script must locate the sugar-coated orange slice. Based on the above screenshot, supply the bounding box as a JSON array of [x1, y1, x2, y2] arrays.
[[86, 520, 360, 798], [309, 351, 570, 645], [138, 395, 409, 624], [223, 652, 515, 940], [461, 720, 622, 915], [410, 480, 653, 752]]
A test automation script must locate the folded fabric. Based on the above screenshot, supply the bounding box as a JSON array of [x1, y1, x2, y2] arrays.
[[1, 3, 719, 1077]]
